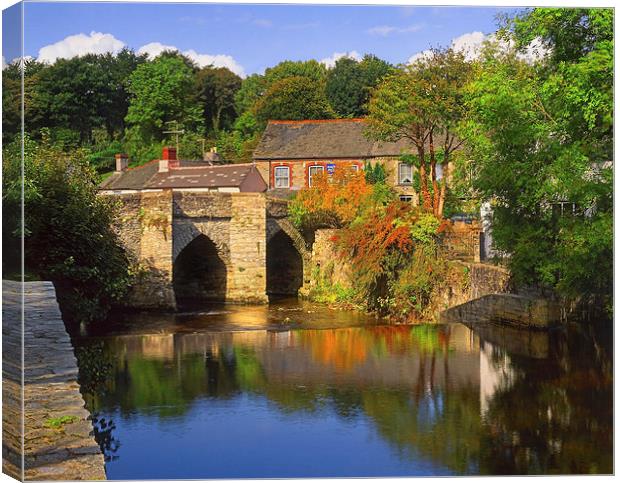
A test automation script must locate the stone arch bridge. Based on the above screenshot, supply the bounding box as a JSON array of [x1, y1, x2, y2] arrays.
[[106, 191, 312, 310]]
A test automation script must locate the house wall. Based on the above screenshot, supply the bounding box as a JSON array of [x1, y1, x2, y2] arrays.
[[255, 158, 417, 201]]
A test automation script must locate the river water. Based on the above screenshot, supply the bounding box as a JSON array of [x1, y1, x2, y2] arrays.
[[73, 298, 612, 478]]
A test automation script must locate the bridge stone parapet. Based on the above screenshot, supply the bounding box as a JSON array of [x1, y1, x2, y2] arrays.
[[173, 191, 233, 219], [107, 190, 309, 309], [266, 197, 290, 218]]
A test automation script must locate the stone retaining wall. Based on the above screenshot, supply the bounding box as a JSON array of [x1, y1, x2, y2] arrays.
[[2, 280, 106, 481], [302, 229, 353, 297], [440, 293, 562, 329]]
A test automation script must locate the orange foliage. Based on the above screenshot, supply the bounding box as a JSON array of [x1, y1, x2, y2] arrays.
[[293, 169, 373, 227], [335, 202, 418, 281]]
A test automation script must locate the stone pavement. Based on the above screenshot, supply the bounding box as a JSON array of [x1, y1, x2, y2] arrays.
[[2, 280, 106, 481]]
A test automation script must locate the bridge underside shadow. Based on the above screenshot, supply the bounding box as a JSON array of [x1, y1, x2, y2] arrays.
[[267, 230, 303, 298], [173, 234, 227, 307]]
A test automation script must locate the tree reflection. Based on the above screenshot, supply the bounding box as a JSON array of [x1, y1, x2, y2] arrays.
[[75, 322, 612, 475]]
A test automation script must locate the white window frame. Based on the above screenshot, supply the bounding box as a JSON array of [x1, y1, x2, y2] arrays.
[[399, 195, 413, 203], [274, 166, 290, 188], [308, 165, 324, 187], [398, 163, 413, 185], [351, 164, 359, 172]]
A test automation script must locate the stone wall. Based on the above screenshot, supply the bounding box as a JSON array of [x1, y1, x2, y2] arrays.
[[302, 229, 353, 297], [440, 293, 562, 329], [2, 281, 106, 480], [227, 194, 268, 303], [109, 190, 315, 307], [435, 261, 511, 313], [439, 220, 482, 263]]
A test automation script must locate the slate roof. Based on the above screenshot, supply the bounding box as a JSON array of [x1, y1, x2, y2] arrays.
[[99, 160, 160, 191], [99, 161, 265, 191], [147, 164, 260, 189], [253, 119, 418, 160]]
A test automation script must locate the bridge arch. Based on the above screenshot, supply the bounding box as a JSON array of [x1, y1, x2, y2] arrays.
[[172, 221, 231, 306], [266, 219, 311, 297]]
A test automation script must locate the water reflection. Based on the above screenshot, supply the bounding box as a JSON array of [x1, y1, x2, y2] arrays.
[[75, 316, 612, 478]]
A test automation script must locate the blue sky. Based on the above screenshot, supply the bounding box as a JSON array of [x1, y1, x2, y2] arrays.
[[4, 2, 517, 75]]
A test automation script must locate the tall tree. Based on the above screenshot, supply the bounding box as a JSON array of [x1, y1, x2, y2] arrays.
[[195, 66, 242, 134], [326, 57, 364, 117], [2, 61, 22, 143], [97, 49, 148, 139], [125, 53, 202, 144], [366, 49, 472, 217], [326, 55, 393, 117], [31, 55, 112, 143], [253, 76, 335, 124], [465, 8, 613, 304], [264, 59, 327, 85]]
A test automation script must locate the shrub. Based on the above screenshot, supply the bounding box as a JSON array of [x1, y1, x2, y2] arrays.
[[2, 133, 131, 325]]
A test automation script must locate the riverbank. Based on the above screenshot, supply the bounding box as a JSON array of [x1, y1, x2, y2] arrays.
[[2, 280, 106, 480]]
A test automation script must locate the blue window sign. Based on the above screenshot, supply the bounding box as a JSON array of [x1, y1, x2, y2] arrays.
[[326, 163, 336, 174]]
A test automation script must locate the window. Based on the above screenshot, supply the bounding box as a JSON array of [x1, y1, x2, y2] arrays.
[[274, 166, 290, 188], [351, 164, 359, 172], [399, 163, 413, 185], [308, 165, 324, 187], [399, 195, 413, 203]]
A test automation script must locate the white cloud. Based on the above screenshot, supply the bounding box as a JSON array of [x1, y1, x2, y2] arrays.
[[3, 55, 34, 70], [37, 31, 125, 63], [407, 49, 433, 64], [367, 24, 423, 37], [137, 42, 246, 77], [320, 50, 362, 68], [451, 31, 487, 61], [136, 41, 178, 58], [183, 49, 246, 77], [408, 31, 547, 64]]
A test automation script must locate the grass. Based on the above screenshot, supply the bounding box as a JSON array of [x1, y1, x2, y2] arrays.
[[44, 415, 79, 430]]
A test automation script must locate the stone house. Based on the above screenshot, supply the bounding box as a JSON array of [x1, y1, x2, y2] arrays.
[[252, 118, 446, 203], [99, 147, 267, 194]]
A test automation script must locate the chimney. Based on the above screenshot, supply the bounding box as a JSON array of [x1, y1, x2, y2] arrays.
[[115, 153, 129, 172], [159, 146, 178, 172]]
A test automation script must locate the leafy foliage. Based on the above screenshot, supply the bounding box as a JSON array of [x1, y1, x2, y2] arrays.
[[254, 76, 335, 125], [290, 169, 447, 320], [325, 54, 393, 117], [2, 133, 131, 324], [289, 169, 378, 230], [125, 53, 202, 146], [366, 49, 473, 216], [464, 8, 612, 305], [195, 66, 242, 133]]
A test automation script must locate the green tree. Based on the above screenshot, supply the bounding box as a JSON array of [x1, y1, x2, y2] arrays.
[[2, 133, 131, 324], [264, 59, 327, 85], [1, 60, 22, 143], [326, 57, 364, 117], [30, 55, 111, 143], [97, 49, 148, 139], [254, 76, 334, 124], [234, 73, 268, 117], [195, 66, 242, 134], [464, 8, 613, 306], [326, 54, 393, 117], [367, 49, 473, 217], [125, 53, 202, 147]]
